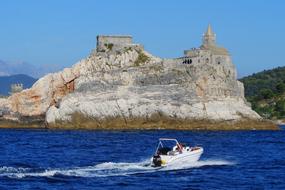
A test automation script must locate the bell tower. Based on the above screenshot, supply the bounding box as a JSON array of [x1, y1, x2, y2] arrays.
[[202, 24, 216, 46]]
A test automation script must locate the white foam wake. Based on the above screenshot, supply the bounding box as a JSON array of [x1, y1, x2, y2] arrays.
[[0, 159, 234, 178]]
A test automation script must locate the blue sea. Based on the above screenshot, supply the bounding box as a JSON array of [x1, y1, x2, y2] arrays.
[[0, 129, 284, 190]]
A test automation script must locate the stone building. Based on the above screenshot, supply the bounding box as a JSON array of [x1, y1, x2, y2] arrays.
[[168, 25, 230, 65], [165, 25, 236, 76], [96, 35, 142, 52], [162, 25, 241, 98], [10, 83, 23, 95], [183, 24, 230, 64]]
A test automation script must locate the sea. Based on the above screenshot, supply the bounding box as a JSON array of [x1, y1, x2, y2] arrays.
[[0, 129, 284, 190]]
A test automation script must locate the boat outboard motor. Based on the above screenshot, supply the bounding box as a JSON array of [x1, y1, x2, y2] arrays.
[[152, 154, 162, 167]]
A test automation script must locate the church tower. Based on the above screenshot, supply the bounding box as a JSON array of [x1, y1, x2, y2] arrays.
[[202, 24, 216, 46]]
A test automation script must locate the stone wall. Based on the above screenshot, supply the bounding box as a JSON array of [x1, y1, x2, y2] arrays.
[[96, 35, 133, 51], [165, 49, 237, 81]]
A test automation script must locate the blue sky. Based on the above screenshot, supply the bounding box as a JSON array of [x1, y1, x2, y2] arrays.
[[0, 0, 284, 77]]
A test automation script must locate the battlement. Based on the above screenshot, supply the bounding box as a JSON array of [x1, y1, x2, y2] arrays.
[[10, 83, 23, 94]]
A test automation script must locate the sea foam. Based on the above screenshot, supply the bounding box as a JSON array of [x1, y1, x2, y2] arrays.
[[0, 159, 234, 178]]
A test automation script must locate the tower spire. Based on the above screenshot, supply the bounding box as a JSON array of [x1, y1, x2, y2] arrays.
[[203, 24, 216, 46], [206, 24, 214, 36]]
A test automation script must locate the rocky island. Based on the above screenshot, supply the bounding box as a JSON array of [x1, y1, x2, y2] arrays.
[[0, 25, 277, 130]]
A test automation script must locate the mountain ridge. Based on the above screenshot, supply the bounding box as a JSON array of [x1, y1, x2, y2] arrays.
[[0, 60, 63, 78]]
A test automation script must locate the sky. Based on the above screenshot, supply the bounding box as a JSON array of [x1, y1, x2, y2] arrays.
[[0, 0, 284, 77]]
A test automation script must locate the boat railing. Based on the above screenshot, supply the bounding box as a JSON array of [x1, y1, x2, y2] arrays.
[[159, 138, 179, 144]]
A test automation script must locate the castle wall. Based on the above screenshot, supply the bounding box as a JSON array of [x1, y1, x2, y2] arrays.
[[167, 49, 232, 69], [97, 35, 133, 51]]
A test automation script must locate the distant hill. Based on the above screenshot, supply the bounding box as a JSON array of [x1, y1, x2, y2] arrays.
[[0, 74, 37, 96], [240, 66, 285, 120], [0, 59, 63, 78]]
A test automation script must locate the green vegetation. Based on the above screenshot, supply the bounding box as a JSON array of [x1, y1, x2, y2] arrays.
[[134, 50, 150, 67], [123, 47, 132, 53], [104, 43, 114, 50], [240, 66, 285, 120]]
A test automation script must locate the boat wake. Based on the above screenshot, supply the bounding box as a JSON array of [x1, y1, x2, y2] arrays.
[[0, 159, 234, 178]]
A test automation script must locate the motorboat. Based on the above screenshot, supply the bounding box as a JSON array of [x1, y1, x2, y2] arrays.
[[151, 138, 203, 167]]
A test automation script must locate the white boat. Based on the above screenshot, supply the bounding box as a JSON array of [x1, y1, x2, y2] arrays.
[[151, 138, 203, 167]]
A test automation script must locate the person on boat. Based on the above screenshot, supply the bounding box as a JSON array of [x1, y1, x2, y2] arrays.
[[174, 143, 183, 153], [178, 143, 184, 152]]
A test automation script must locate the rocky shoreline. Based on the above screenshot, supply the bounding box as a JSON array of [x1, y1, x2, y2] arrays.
[[0, 115, 279, 130]]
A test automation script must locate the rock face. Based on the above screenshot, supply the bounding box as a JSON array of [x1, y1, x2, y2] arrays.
[[0, 26, 261, 124]]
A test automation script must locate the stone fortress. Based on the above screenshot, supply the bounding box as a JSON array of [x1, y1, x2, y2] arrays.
[[96, 25, 230, 66], [93, 25, 242, 100], [0, 25, 260, 124], [96, 35, 143, 52]]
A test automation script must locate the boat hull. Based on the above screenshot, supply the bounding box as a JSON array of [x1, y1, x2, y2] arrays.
[[151, 147, 203, 167]]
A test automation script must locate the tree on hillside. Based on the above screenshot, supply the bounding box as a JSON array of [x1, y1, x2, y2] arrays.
[[259, 89, 274, 100], [276, 82, 285, 94], [275, 99, 285, 118], [240, 66, 285, 119]]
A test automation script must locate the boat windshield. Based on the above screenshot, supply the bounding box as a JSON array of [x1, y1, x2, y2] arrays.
[[154, 138, 181, 155]]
